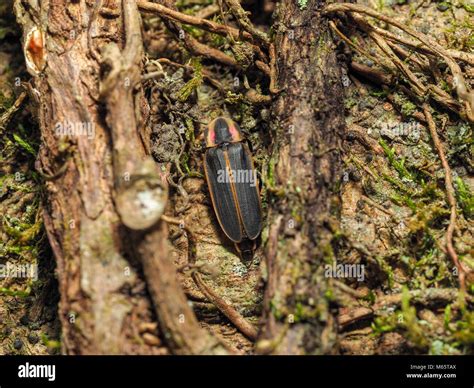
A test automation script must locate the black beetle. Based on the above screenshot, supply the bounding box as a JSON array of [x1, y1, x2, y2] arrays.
[[203, 117, 262, 261]]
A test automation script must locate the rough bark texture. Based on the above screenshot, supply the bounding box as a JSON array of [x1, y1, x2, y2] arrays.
[[14, 0, 226, 355], [257, 0, 345, 354], [13, 0, 134, 354]]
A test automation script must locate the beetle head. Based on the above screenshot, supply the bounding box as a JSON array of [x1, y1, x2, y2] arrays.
[[205, 117, 243, 147]]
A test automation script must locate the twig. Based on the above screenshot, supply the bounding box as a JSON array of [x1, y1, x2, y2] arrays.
[[338, 307, 373, 328], [345, 16, 464, 120], [351, 13, 461, 116], [386, 40, 429, 72], [138, 0, 271, 74], [222, 0, 270, 45], [187, 35, 240, 67], [268, 43, 281, 94], [195, 4, 220, 19], [360, 195, 395, 217], [334, 280, 369, 298], [35, 157, 70, 181], [422, 104, 471, 291], [346, 123, 385, 155], [100, 0, 167, 231], [137, 0, 254, 44], [245, 89, 272, 105], [349, 61, 393, 85]]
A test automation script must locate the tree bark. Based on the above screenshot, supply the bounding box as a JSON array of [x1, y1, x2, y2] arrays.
[[257, 0, 345, 354], [14, 0, 227, 355]]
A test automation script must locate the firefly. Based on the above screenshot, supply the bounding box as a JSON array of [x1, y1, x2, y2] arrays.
[[203, 117, 262, 262]]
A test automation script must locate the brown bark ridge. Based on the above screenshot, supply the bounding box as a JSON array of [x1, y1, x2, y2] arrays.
[[14, 0, 227, 354], [257, 0, 344, 354]]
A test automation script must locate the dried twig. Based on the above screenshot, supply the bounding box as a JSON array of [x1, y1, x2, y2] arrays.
[[372, 33, 425, 95], [349, 61, 393, 85], [222, 0, 270, 45], [137, 0, 254, 44], [195, 4, 220, 19], [100, 0, 167, 231], [346, 123, 385, 155], [422, 104, 471, 291]]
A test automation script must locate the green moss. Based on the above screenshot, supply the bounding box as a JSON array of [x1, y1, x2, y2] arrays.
[[390, 192, 417, 212], [0, 287, 30, 298], [12, 124, 39, 157], [41, 333, 61, 350], [231, 42, 254, 69], [291, 300, 320, 323], [437, 2, 451, 12], [371, 313, 398, 334], [376, 0, 385, 11], [3, 213, 42, 244], [400, 286, 429, 348], [321, 241, 336, 264], [429, 340, 458, 355], [375, 255, 395, 289], [450, 296, 474, 347], [0, 90, 14, 109], [380, 139, 414, 182], [369, 88, 389, 98], [177, 58, 203, 102], [391, 93, 417, 116], [267, 157, 276, 188], [454, 177, 473, 219], [297, 0, 308, 10], [344, 96, 357, 110], [460, 1, 474, 12], [270, 299, 284, 321], [181, 24, 205, 39]]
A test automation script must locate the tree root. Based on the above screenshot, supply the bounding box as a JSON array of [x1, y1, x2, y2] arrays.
[[422, 104, 472, 292], [324, 3, 474, 122]]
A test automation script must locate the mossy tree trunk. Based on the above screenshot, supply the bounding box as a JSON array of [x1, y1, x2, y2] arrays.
[[257, 0, 345, 354]]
